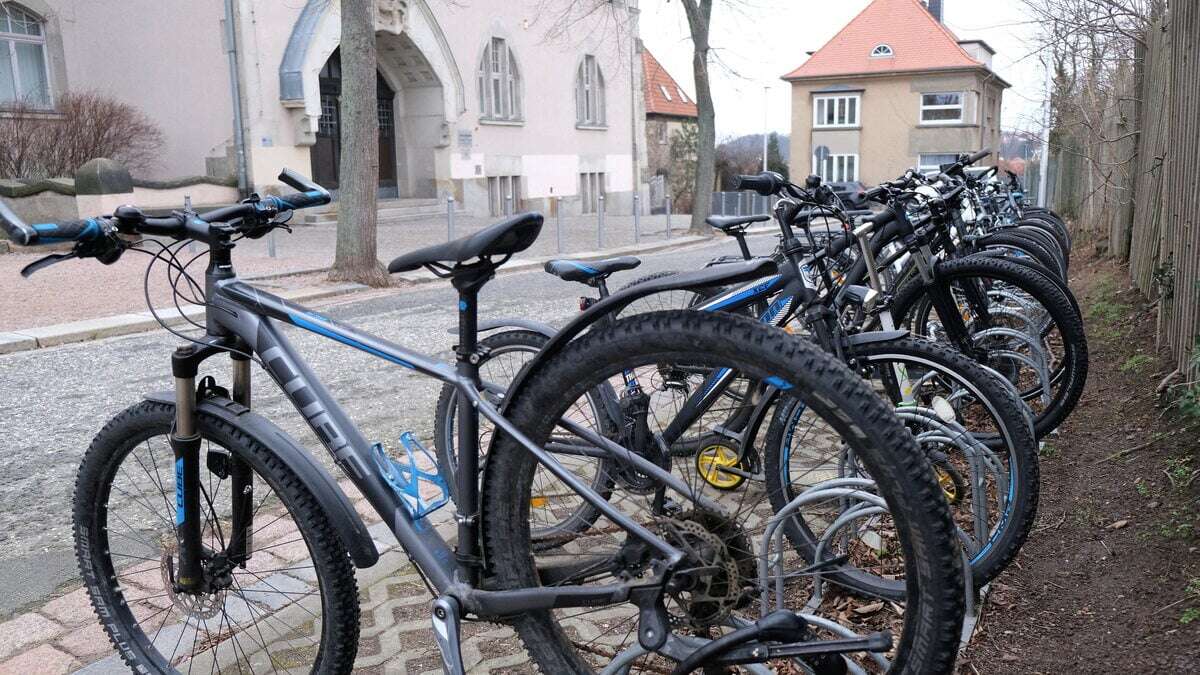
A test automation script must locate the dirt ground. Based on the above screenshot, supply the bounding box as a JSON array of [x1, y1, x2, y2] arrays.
[[960, 246, 1200, 673]]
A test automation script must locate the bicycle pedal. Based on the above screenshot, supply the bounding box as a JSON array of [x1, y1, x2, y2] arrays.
[[371, 432, 450, 520]]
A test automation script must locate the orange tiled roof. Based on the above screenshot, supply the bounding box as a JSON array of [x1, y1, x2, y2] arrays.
[[643, 48, 697, 118], [782, 0, 983, 80]]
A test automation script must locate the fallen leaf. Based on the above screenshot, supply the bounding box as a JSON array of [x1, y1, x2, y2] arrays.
[[1106, 519, 1131, 530], [853, 601, 885, 615]]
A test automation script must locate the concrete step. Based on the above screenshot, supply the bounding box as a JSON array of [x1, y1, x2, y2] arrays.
[[303, 198, 461, 226]]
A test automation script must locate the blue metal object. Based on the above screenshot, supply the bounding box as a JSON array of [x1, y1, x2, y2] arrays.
[[372, 432, 450, 520]]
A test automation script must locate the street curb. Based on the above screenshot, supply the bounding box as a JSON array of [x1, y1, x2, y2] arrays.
[[0, 282, 364, 355], [0, 230, 766, 356]]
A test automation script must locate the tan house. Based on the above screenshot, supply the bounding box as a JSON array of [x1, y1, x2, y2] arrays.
[[782, 0, 1008, 186], [640, 47, 696, 211], [642, 48, 696, 178]]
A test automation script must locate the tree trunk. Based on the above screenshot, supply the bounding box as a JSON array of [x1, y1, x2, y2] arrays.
[[681, 0, 715, 235], [328, 0, 390, 287]]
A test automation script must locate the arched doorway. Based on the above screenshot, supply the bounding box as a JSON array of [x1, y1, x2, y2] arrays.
[[310, 49, 398, 197]]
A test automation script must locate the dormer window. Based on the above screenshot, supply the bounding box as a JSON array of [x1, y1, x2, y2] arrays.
[[870, 44, 894, 58]]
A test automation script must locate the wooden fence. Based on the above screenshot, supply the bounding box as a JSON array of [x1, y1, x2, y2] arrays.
[[1060, 4, 1200, 377]]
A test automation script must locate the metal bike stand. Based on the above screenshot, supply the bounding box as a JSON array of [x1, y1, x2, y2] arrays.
[[446, 195, 456, 242]]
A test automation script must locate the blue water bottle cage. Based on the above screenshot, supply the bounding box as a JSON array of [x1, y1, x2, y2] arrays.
[[371, 432, 450, 519]]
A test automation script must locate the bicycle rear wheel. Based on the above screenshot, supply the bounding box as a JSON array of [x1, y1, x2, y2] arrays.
[[73, 400, 359, 673]]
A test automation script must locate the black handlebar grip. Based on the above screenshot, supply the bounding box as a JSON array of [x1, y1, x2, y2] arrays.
[[864, 208, 898, 228], [864, 185, 889, 202], [734, 172, 781, 196], [966, 149, 991, 165], [825, 231, 855, 258], [271, 169, 331, 211]]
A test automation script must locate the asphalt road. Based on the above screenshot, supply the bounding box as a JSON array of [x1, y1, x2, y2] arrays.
[[0, 234, 760, 617]]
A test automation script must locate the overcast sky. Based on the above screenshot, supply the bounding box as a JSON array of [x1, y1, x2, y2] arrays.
[[639, 0, 1048, 140]]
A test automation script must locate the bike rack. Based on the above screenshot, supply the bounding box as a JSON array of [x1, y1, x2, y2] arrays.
[[972, 326, 1053, 405]]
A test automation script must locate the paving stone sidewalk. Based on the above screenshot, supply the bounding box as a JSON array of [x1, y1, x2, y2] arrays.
[[0, 481, 532, 675]]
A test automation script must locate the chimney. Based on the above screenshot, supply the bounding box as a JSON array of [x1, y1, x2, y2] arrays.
[[926, 0, 943, 22]]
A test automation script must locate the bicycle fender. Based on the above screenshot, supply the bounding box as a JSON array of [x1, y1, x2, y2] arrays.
[[846, 330, 910, 347], [143, 391, 380, 568], [479, 318, 558, 338], [489, 258, 777, 422]]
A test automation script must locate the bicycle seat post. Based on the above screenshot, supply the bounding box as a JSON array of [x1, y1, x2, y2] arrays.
[[450, 265, 492, 586]]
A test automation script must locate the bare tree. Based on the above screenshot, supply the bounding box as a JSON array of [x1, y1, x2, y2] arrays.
[[0, 92, 164, 179], [1020, 0, 1157, 225], [678, 0, 717, 234], [328, 0, 390, 287]]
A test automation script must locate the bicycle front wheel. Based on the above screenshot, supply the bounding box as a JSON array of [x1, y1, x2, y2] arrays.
[[73, 400, 360, 673]]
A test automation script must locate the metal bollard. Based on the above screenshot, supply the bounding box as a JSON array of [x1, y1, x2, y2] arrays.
[[555, 196, 563, 254], [268, 229, 277, 258], [633, 193, 641, 245], [184, 195, 196, 255], [505, 194, 513, 216], [446, 196, 456, 241], [597, 194, 605, 249], [666, 197, 672, 239]]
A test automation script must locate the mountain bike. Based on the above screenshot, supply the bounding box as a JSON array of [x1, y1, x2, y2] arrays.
[[0, 171, 965, 674]]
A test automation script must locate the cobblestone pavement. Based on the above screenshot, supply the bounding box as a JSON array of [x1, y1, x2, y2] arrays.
[[0, 213, 692, 331], [0, 237, 768, 673]]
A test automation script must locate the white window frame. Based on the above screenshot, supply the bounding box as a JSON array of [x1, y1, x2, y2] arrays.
[[919, 91, 964, 125], [811, 153, 859, 183], [812, 94, 859, 129], [477, 37, 522, 123], [0, 2, 52, 109], [917, 153, 962, 174], [870, 44, 893, 58], [659, 84, 672, 102], [576, 55, 606, 128]]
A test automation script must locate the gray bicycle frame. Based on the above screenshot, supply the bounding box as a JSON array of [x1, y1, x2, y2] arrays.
[[184, 270, 690, 619]]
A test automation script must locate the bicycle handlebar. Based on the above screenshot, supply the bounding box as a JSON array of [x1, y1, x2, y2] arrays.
[[1, 169, 331, 248]]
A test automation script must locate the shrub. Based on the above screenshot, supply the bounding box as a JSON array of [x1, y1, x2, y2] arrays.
[[0, 91, 164, 180]]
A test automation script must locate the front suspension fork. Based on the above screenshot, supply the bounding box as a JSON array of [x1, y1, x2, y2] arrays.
[[171, 351, 257, 591], [171, 362, 204, 591]]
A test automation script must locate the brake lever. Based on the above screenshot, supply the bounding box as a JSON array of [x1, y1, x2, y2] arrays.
[[20, 251, 78, 277]]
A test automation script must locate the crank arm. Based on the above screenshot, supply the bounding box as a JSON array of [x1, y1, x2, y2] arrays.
[[432, 596, 466, 675]]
